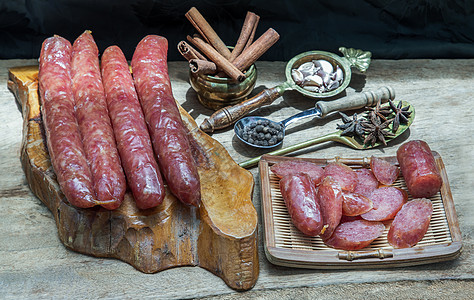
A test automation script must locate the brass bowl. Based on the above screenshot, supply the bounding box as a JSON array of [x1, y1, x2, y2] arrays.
[[189, 64, 257, 111]]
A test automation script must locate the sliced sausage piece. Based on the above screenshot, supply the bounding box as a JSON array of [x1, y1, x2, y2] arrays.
[[388, 198, 433, 248], [353, 168, 378, 197], [101, 45, 166, 210], [397, 140, 442, 198], [342, 192, 373, 216], [324, 219, 385, 250], [38, 35, 96, 208], [317, 176, 343, 240], [131, 35, 201, 206], [361, 186, 408, 221], [280, 173, 324, 236], [271, 160, 325, 185], [71, 30, 126, 210], [370, 156, 400, 186], [322, 162, 358, 192]]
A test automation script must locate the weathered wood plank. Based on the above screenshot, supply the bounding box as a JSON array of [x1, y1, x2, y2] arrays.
[[1, 59, 473, 299]]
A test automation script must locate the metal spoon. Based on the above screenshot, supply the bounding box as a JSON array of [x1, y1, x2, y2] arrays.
[[238, 100, 415, 168], [234, 86, 395, 149]]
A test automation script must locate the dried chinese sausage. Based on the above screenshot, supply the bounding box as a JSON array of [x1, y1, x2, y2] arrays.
[[271, 160, 324, 185], [388, 198, 433, 248], [322, 162, 358, 192], [317, 176, 343, 240], [361, 186, 408, 221], [342, 192, 373, 216], [370, 156, 400, 186], [397, 140, 442, 198], [71, 31, 126, 210], [324, 219, 385, 251], [38, 36, 96, 208], [353, 168, 378, 197], [279, 173, 324, 236]]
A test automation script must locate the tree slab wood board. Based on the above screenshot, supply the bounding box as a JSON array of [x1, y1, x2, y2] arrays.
[[7, 66, 259, 291]]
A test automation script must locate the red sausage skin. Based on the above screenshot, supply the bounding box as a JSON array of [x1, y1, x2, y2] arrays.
[[317, 176, 343, 240], [71, 31, 126, 210], [397, 140, 442, 198], [280, 173, 324, 236], [131, 35, 201, 206], [388, 198, 433, 248], [101, 45, 166, 210], [38, 36, 96, 208]]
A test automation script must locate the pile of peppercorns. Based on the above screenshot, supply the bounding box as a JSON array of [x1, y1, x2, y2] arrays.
[[240, 119, 284, 147]]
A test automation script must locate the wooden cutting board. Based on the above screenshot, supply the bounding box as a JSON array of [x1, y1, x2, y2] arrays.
[[7, 66, 259, 291]]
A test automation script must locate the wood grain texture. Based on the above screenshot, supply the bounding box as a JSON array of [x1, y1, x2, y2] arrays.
[[7, 66, 258, 291], [1, 59, 473, 299]]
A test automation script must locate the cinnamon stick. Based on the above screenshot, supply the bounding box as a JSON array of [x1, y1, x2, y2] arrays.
[[185, 7, 232, 59], [233, 28, 280, 72], [229, 12, 260, 62], [178, 41, 207, 61], [189, 59, 218, 75], [187, 35, 245, 82]]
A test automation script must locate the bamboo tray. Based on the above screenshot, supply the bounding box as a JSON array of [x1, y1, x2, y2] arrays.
[[8, 66, 259, 291], [259, 154, 462, 269]]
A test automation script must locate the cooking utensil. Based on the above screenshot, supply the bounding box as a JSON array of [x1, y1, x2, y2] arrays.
[[238, 100, 415, 168], [234, 86, 394, 149], [200, 47, 371, 133]]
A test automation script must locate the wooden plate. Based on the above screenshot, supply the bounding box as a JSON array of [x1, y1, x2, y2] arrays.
[[259, 154, 462, 269], [8, 66, 259, 291]]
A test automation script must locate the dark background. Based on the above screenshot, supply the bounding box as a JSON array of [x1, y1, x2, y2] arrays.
[[1, 0, 474, 61]]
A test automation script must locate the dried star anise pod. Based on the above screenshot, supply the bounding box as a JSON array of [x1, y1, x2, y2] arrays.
[[365, 98, 392, 123], [336, 112, 365, 138], [388, 99, 412, 132], [361, 114, 396, 146]]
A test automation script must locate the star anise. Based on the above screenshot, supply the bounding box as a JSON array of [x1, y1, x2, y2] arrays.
[[336, 112, 365, 138], [365, 98, 392, 123], [361, 114, 396, 146], [388, 99, 412, 132]]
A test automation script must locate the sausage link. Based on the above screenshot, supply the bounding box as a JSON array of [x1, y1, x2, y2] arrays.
[[131, 35, 201, 206], [38, 35, 96, 208], [280, 173, 323, 236], [397, 140, 442, 198], [101, 45, 166, 209], [71, 31, 126, 210]]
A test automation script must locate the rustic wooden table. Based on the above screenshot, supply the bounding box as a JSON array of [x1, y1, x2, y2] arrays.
[[1, 59, 473, 299]]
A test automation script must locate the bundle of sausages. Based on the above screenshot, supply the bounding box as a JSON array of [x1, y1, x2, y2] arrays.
[[271, 140, 442, 250], [38, 31, 201, 210]]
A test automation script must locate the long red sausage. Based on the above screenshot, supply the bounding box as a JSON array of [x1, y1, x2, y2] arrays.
[[38, 35, 96, 208], [397, 140, 442, 198], [71, 31, 126, 210], [101, 45, 166, 209], [131, 35, 201, 206], [279, 173, 324, 236]]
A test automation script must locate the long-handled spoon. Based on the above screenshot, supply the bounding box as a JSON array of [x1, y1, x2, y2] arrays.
[[234, 86, 394, 149], [238, 100, 414, 168]]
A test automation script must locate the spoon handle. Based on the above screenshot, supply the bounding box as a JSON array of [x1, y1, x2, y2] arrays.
[[238, 132, 341, 168], [316, 86, 395, 117], [200, 85, 285, 133]]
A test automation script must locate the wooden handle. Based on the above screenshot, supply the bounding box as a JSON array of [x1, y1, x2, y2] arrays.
[[338, 249, 393, 261], [316, 86, 395, 117], [200, 86, 283, 133]]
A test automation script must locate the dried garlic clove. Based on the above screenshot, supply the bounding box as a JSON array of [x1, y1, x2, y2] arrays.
[[313, 59, 334, 74], [297, 62, 316, 77], [303, 85, 321, 93], [291, 69, 304, 86], [326, 80, 340, 91], [335, 65, 344, 82], [303, 74, 323, 87]]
